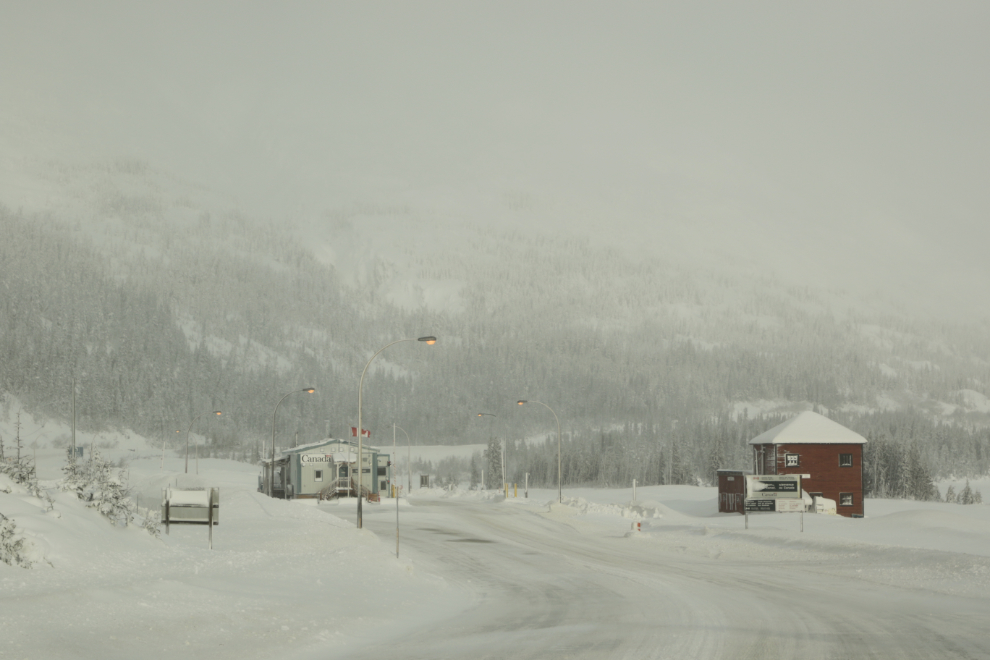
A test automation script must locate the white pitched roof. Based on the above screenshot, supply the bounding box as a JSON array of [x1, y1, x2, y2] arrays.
[[748, 411, 867, 445]]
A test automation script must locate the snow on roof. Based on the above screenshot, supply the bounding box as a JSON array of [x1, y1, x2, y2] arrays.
[[280, 438, 340, 454], [748, 411, 867, 445], [280, 438, 382, 455]]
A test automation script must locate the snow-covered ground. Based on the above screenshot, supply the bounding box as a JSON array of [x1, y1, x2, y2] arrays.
[[3, 417, 990, 658]]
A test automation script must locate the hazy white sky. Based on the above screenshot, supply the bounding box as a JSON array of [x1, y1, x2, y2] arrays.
[[3, 2, 989, 317]]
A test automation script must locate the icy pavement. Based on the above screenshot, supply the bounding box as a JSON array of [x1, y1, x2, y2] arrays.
[[346, 487, 990, 659]]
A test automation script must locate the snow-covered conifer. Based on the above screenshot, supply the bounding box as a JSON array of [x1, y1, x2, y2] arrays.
[[485, 436, 503, 489], [469, 455, 480, 490], [0, 512, 32, 568], [960, 480, 974, 505]]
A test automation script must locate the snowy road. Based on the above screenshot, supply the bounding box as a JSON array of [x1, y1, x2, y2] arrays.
[[349, 497, 990, 660]]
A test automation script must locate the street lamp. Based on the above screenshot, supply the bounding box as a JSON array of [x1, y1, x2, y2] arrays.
[[393, 423, 411, 494], [356, 336, 437, 529], [517, 400, 562, 503], [270, 388, 316, 497], [185, 410, 221, 474], [162, 428, 179, 470], [196, 411, 224, 475]]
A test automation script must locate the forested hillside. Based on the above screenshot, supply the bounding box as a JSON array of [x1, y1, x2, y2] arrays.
[[2, 161, 989, 488]]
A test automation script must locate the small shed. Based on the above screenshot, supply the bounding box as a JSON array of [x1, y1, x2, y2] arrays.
[[748, 411, 867, 517], [716, 469, 750, 514]]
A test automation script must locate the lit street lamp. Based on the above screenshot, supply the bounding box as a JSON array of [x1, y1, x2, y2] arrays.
[[270, 388, 315, 497], [185, 410, 221, 474], [356, 336, 437, 529], [517, 399, 562, 503]]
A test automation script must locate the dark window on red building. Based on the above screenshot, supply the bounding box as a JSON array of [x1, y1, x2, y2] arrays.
[[839, 453, 853, 467], [840, 493, 853, 506], [785, 453, 800, 467]]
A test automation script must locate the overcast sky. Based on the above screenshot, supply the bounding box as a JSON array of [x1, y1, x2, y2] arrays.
[[3, 2, 989, 318]]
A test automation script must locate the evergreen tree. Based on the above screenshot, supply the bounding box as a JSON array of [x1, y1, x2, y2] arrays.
[[0, 513, 32, 568], [959, 480, 974, 505], [907, 444, 939, 501], [484, 435, 503, 489], [944, 484, 957, 503], [469, 455, 480, 490]]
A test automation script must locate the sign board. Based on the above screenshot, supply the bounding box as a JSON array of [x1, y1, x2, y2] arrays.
[[162, 487, 220, 550], [745, 499, 775, 512], [775, 498, 805, 513], [746, 474, 801, 499]]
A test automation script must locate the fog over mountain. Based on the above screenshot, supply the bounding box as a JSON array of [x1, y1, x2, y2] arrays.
[[5, 2, 990, 318], [2, 3, 990, 484]]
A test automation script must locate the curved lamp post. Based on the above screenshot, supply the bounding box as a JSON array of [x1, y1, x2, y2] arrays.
[[517, 400, 562, 503], [393, 423, 411, 494], [185, 410, 221, 474], [270, 388, 315, 497], [357, 336, 436, 529], [162, 429, 179, 470]]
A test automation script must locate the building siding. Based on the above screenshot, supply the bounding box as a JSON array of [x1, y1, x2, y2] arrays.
[[770, 443, 864, 517]]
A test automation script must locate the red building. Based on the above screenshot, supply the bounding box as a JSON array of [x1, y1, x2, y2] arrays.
[[747, 411, 867, 517]]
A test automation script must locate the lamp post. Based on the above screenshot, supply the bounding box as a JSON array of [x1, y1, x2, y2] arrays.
[[270, 388, 315, 497], [476, 412, 500, 489], [517, 400, 562, 503], [185, 410, 221, 474], [356, 336, 437, 529], [393, 423, 411, 494], [162, 428, 179, 470]]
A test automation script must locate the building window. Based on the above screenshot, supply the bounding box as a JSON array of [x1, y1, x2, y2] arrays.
[[314, 470, 323, 482], [839, 453, 853, 467], [785, 453, 800, 468], [377, 466, 387, 476], [840, 493, 853, 506]]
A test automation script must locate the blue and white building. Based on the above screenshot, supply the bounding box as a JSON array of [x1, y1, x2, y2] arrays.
[[262, 438, 391, 500]]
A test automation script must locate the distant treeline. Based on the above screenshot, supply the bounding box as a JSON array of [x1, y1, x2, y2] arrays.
[[2, 201, 990, 497]]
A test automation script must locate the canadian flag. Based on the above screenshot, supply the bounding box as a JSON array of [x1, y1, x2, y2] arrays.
[[350, 427, 371, 438]]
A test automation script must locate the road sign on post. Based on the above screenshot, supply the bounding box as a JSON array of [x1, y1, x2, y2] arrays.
[[161, 487, 220, 548], [744, 474, 805, 532], [746, 474, 801, 499]]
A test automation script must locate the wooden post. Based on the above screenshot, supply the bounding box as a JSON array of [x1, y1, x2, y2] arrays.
[[165, 496, 170, 535]]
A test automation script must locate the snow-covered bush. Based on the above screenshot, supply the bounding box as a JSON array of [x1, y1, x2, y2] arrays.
[[0, 512, 32, 568], [59, 450, 135, 527], [0, 432, 53, 510], [141, 510, 162, 538]]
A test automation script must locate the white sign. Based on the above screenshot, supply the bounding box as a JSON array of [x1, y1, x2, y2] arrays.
[[775, 498, 805, 512], [746, 474, 801, 499]]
